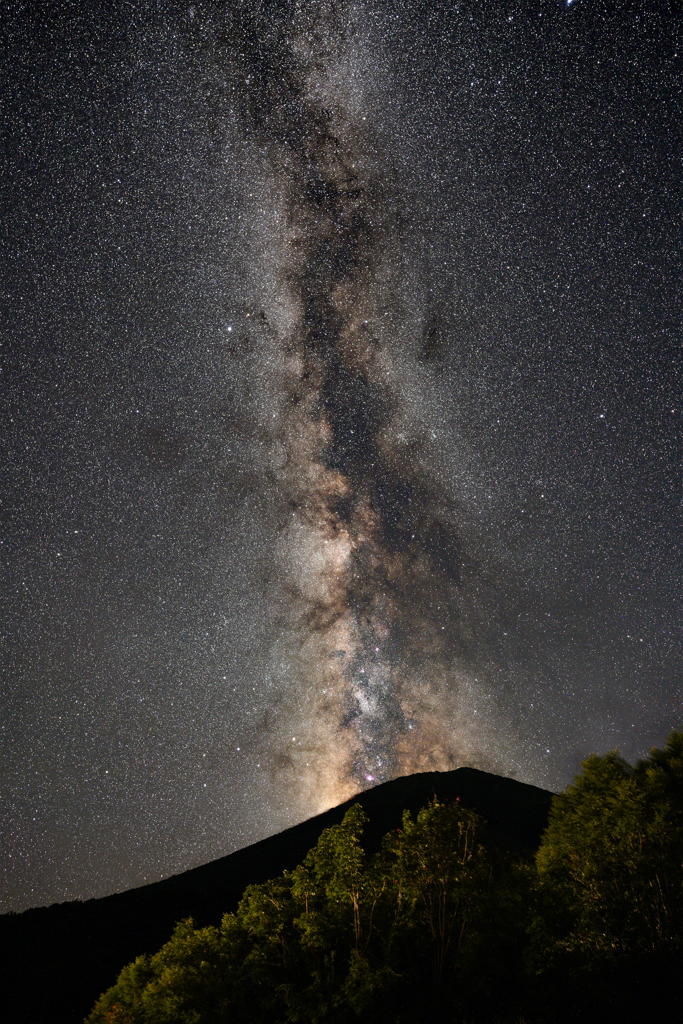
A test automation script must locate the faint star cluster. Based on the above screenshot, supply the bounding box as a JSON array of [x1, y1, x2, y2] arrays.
[[1, 0, 681, 912]]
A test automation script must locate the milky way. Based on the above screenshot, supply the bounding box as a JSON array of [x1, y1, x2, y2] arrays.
[[212, 0, 682, 816], [2, 0, 682, 910], [214, 2, 522, 812]]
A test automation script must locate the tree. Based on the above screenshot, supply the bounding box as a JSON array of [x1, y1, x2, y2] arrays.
[[632, 729, 683, 946], [536, 731, 683, 958], [285, 803, 391, 1020], [86, 954, 155, 1024], [85, 916, 260, 1024], [383, 798, 488, 997]]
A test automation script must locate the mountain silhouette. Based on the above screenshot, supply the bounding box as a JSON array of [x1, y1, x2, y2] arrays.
[[1, 768, 553, 1024]]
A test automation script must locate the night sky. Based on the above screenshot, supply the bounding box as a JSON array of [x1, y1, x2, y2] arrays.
[[2, 0, 681, 913]]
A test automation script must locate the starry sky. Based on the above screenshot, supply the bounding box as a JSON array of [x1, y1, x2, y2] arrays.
[[2, 0, 681, 912]]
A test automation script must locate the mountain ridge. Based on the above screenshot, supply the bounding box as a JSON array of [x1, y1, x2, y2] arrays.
[[1, 767, 553, 1024]]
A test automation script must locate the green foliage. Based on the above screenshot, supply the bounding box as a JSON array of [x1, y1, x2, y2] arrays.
[[291, 802, 371, 952], [86, 954, 155, 1024], [86, 732, 683, 1023], [85, 917, 256, 1024], [383, 800, 487, 992], [536, 732, 683, 960]]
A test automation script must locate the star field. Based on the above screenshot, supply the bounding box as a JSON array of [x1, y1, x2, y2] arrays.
[[1, 0, 681, 912]]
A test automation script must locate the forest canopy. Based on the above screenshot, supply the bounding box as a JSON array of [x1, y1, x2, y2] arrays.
[[87, 732, 683, 1023]]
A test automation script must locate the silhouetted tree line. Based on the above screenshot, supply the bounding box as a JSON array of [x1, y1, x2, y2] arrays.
[[87, 732, 683, 1023]]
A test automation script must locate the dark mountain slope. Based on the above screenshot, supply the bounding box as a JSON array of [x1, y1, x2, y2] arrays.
[[1, 768, 552, 1024]]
